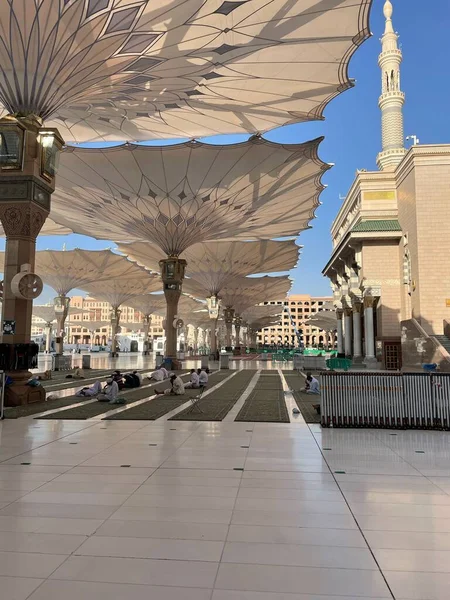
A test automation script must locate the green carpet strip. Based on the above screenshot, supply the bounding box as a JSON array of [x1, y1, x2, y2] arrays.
[[169, 370, 254, 421], [105, 371, 230, 421], [37, 375, 182, 420], [235, 374, 289, 423]]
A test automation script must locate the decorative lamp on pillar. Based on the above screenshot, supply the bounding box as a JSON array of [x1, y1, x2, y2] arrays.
[[54, 295, 70, 355], [223, 307, 235, 351], [207, 295, 221, 358], [0, 115, 64, 406], [110, 308, 122, 358], [159, 257, 186, 367]]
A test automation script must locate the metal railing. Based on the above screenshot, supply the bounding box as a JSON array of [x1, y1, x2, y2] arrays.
[[321, 372, 450, 430]]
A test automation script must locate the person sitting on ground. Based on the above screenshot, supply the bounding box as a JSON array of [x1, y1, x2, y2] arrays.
[[155, 373, 185, 396], [112, 370, 125, 389], [133, 370, 143, 385], [76, 380, 102, 397], [148, 365, 164, 381], [123, 372, 140, 388], [65, 367, 85, 379], [185, 368, 200, 389], [198, 367, 208, 386], [304, 373, 320, 395], [97, 378, 119, 402], [36, 369, 52, 381]]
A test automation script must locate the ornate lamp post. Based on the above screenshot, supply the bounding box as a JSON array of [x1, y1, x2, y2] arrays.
[[159, 257, 186, 366], [0, 115, 64, 405], [207, 295, 221, 356], [110, 308, 122, 358], [224, 307, 235, 351], [54, 294, 70, 354]]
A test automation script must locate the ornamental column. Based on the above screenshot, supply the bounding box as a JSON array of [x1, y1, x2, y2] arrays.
[[0, 115, 64, 406], [243, 327, 248, 349], [336, 309, 344, 355], [364, 295, 376, 363], [110, 308, 121, 357], [352, 301, 363, 359], [44, 322, 52, 353], [54, 294, 70, 354], [234, 316, 242, 347], [224, 307, 235, 350], [210, 317, 218, 354], [143, 314, 151, 355], [160, 257, 186, 364], [344, 308, 353, 357]]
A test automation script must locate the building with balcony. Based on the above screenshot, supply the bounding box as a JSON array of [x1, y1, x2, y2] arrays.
[[257, 294, 334, 347]]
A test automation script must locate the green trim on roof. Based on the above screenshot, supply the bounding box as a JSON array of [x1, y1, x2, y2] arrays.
[[352, 219, 402, 233]]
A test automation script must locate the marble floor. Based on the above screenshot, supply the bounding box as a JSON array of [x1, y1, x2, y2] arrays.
[[0, 402, 449, 599]]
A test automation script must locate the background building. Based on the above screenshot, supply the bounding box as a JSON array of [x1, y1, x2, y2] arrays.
[[257, 294, 333, 347], [32, 296, 165, 348], [323, 1, 450, 370]]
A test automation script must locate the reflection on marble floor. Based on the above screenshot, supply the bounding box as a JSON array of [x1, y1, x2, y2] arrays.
[[1, 391, 449, 599]]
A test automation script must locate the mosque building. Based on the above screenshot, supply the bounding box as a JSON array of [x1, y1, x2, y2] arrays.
[[323, 0, 450, 370]]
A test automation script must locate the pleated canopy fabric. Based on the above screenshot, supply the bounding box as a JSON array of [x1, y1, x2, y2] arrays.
[[208, 275, 291, 314], [35, 249, 151, 297], [82, 267, 161, 310], [241, 304, 284, 323], [124, 293, 167, 318], [53, 137, 328, 256], [33, 305, 87, 324], [118, 239, 299, 296], [0, 0, 372, 141]]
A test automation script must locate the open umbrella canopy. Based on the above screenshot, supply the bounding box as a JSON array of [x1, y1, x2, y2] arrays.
[[0, 0, 372, 141], [215, 275, 291, 314], [82, 266, 161, 310], [33, 305, 87, 324], [35, 249, 148, 297], [241, 304, 284, 323], [53, 137, 329, 256], [124, 293, 167, 318], [118, 239, 300, 296]]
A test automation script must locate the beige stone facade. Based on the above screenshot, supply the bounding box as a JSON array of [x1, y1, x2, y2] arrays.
[[32, 296, 164, 346], [257, 294, 333, 347], [323, 2, 450, 370]]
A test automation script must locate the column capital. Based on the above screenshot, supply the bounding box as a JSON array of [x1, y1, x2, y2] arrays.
[[344, 307, 353, 317], [0, 201, 48, 239], [363, 295, 375, 309], [336, 309, 344, 320]]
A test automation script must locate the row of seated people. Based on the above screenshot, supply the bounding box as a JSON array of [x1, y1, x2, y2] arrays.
[[76, 367, 209, 403]]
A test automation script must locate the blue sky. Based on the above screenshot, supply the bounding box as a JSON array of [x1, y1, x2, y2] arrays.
[[3, 0, 449, 302]]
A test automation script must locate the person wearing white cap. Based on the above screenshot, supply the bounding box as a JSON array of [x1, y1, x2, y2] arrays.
[[155, 373, 185, 396], [97, 378, 119, 403]]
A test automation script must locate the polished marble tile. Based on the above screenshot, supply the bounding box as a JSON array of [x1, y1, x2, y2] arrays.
[[95, 519, 229, 541], [50, 555, 218, 588], [0, 576, 43, 600], [111, 505, 233, 524], [0, 515, 105, 535], [76, 535, 224, 561], [212, 593, 391, 600], [0, 502, 117, 519], [385, 570, 450, 600], [0, 531, 86, 554], [231, 509, 357, 529], [215, 563, 390, 597], [0, 551, 67, 578], [124, 493, 236, 510], [375, 548, 450, 572], [222, 541, 377, 569], [28, 580, 212, 600], [365, 530, 450, 550], [227, 525, 366, 547]]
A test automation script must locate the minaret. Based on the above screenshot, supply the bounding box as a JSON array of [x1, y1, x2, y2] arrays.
[[376, 0, 406, 171]]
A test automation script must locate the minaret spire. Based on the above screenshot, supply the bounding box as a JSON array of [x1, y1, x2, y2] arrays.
[[376, 0, 406, 171]]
